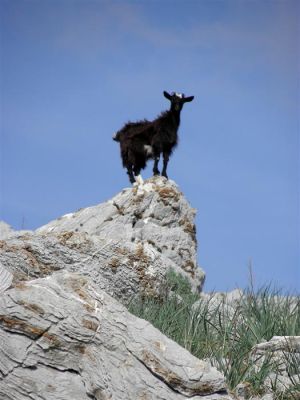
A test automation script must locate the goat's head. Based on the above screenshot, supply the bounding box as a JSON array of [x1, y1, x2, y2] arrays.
[[163, 91, 194, 111]]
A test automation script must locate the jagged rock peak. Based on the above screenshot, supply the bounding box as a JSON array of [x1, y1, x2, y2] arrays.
[[38, 176, 198, 244], [0, 176, 205, 302]]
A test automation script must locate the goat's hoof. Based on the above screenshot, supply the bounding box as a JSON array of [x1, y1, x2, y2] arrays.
[[161, 173, 168, 179], [135, 175, 144, 185], [153, 171, 160, 176]]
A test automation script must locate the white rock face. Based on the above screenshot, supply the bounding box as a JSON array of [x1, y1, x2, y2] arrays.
[[0, 177, 205, 301], [0, 178, 296, 399], [0, 178, 229, 399], [0, 272, 230, 400], [0, 262, 13, 293]]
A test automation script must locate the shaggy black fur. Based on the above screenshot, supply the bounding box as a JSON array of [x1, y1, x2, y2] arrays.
[[113, 91, 194, 183]]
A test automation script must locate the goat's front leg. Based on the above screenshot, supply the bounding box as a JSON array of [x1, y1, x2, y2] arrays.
[[153, 154, 160, 176], [161, 151, 169, 179], [126, 165, 136, 184]]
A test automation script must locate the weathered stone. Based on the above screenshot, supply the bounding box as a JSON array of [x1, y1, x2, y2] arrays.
[[0, 263, 13, 293], [0, 177, 205, 302], [0, 272, 229, 400], [250, 336, 300, 394]]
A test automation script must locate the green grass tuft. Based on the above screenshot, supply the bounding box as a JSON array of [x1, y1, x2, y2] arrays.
[[128, 271, 300, 398]]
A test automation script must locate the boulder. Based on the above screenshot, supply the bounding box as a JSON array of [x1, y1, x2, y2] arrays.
[[0, 272, 230, 400], [0, 179, 231, 399]]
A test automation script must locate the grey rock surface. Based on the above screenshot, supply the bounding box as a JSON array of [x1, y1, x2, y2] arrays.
[[232, 336, 300, 399], [0, 263, 13, 293], [250, 336, 300, 393], [0, 179, 227, 398], [0, 272, 230, 400], [0, 177, 205, 302]]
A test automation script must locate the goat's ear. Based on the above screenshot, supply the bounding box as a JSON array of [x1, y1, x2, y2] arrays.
[[183, 96, 194, 102], [163, 91, 172, 101]]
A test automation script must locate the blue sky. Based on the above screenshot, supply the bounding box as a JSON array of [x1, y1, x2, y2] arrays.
[[1, 0, 299, 292]]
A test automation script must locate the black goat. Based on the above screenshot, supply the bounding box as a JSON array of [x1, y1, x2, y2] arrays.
[[113, 91, 194, 184]]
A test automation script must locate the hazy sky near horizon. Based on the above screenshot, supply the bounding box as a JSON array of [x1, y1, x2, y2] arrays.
[[1, 0, 299, 292]]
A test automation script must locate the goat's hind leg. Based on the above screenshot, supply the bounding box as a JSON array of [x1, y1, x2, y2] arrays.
[[124, 148, 138, 184], [126, 164, 136, 184], [133, 165, 141, 177], [153, 154, 160, 176], [161, 151, 169, 179], [133, 165, 144, 185]]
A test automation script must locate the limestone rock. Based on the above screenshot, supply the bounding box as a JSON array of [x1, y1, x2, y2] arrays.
[[0, 177, 205, 302], [0, 179, 223, 399], [0, 272, 229, 400], [0, 263, 13, 293], [250, 336, 300, 394]]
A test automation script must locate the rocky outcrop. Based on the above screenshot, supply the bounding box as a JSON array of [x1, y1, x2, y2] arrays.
[[0, 178, 225, 399], [0, 178, 297, 399], [0, 271, 230, 400], [0, 177, 205, 302]]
